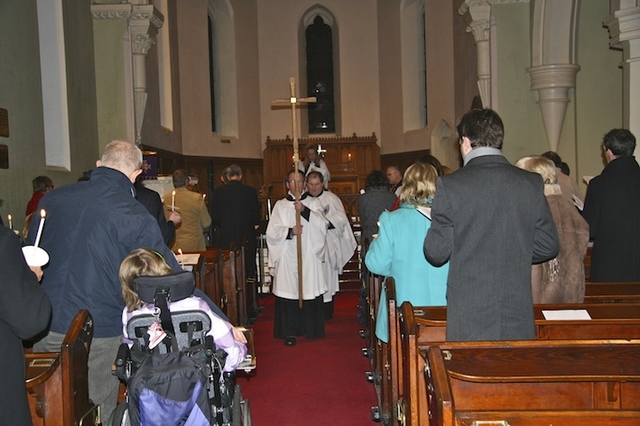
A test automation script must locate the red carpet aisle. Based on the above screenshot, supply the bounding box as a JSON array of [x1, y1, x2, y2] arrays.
[[237, 290, 378, 425]]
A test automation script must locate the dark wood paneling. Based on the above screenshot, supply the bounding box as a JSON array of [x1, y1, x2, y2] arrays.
[[263, 133, 380, 200]]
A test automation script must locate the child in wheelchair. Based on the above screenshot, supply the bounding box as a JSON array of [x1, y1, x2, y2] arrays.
[[108, 248, 250, 426]]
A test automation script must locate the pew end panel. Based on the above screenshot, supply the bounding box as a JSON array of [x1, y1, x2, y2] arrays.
[[26, 309, 98, 426]]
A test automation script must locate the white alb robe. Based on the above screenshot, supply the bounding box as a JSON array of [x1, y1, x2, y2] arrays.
[[311, 191, 357, 302], [266, 193, 329, 300]]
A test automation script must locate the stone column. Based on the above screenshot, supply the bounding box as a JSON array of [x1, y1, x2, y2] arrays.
[[91, 2, 162, 145], [604, 3, 640, 153], [459, 1, 493, 108], [526, 0, 580, 152]]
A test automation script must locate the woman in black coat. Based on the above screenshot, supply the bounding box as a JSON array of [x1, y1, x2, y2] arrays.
[[0, 226, 51, 425]]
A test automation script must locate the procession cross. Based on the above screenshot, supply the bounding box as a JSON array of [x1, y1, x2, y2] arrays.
[[272, 77, 316, 308]]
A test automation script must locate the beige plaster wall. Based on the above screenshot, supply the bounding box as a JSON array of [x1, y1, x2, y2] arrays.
[[492, 2, 621, 196], [0, 0, 98, 231], [257, 0, 381, 147]]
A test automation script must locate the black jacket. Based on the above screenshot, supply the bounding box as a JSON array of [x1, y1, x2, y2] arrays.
[[0, 226, 51, 424]]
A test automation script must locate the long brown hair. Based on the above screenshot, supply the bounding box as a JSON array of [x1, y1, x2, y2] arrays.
[[119, 248, 173, 312]]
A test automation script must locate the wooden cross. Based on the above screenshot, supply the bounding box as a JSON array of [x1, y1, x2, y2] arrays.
[[272, 77, 316, 307]]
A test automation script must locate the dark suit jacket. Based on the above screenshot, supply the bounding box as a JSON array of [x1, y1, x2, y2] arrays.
[[212, 180, 261, 277], [424, 154, 559, 341], [0, 227, 51, 424], [135, 181, 175, 246], [582, 156, 640, 281]]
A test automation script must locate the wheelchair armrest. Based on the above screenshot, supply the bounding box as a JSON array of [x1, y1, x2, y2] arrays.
[[112, 343, 131, 382]]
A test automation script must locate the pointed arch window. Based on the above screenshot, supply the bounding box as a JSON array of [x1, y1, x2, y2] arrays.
[[306, 16, 335, 134]]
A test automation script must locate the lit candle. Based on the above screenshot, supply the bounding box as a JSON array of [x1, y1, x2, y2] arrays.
[[171, 190, 176, 211], [7, 214, 12, 230], [178, 248, 184, 267], [348, 153, 351, 162], [203, 193, 206, 200], [34, 209, 46, 247]]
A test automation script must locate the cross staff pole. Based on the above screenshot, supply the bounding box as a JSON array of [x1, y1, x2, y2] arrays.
[[272, 77, 316, 308]]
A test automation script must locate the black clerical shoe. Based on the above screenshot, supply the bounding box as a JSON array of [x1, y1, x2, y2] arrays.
[[284, 336, 296, 346]]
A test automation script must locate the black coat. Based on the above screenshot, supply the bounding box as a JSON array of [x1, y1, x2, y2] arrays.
[[212, 180, 261, 278], [0, 227, 51, 425], [582, 156, 640, 281], [135, 181, 176, 246]]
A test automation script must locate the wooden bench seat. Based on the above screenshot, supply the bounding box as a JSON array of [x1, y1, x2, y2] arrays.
[[424, 340, 640, 426], [398, 302, 640, 426], [26, 309, 98, 426]]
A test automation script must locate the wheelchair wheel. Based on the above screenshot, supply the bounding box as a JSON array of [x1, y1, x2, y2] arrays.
[[107, 402, 131, 426], [232, 384, 252, 426]]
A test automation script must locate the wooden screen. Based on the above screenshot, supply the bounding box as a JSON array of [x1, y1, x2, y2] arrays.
[[262, 133, 380, 200]]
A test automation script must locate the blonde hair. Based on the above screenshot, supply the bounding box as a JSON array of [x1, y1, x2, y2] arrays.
[[515, 156, 557, 185], [119, 248, 173, 312], [399, 162, 438, 207]]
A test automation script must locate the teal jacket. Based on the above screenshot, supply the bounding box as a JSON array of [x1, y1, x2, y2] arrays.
[[365, 203, 448, 342]]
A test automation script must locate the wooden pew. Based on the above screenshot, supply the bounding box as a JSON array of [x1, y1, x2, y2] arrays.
[[26, 309, 98, 426], [398, 302, 640, 426], [184, 248, 249, 326], [424, 340, 640, 426], [585, 281, 640, 303]]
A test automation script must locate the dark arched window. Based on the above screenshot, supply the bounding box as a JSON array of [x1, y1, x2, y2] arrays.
[[306, 16, 334, 134]]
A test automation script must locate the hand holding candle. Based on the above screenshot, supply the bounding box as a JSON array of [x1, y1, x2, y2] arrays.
[[34, 209, 46, 247]]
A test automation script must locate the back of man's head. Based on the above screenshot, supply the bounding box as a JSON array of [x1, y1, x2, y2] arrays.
[[173, 169, 189, 188], [365, 170, 389, 190], [603, 128, 636, 158], [226, 164, 242, 180], [101, 140, 143, 176], [457, 108, 504, 150]]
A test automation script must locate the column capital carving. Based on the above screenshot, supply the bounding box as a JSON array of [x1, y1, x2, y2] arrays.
[[91, 4, 131, 20], [130, 4, 164, 33], [604, 6, 640, 49], [467, 20, 491, 42], [131, 33, 155, 56]]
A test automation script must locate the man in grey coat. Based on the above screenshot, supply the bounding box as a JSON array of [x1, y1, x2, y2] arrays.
[[424, 108, 559, 341]]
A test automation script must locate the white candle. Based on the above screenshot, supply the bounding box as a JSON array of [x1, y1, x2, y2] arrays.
[[267, 199, 272, 219], [348, 153, 351, 162], [171, 190, 176, 211], [178, 248, 184, 267], [7, 214, 12, 230], [34, 209, 46, 247]]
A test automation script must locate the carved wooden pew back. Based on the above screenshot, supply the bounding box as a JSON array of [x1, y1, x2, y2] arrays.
[[399, 302, 640, 426], [585, 281, 640, 303], [26, 309, 98, 426], [425, 340, 640, 426], [186, 247, 249, 326]]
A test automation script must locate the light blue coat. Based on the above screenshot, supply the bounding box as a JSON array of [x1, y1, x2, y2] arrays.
[[365, 204, 448, 342]]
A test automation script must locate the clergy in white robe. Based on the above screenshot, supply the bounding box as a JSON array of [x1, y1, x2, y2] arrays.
[[305, 171, 357, 319], [266, 170, 329, 343], [298, 144, 331, 189]]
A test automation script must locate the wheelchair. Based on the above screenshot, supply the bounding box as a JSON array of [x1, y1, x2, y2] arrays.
[[107, 272, 251, 426]]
